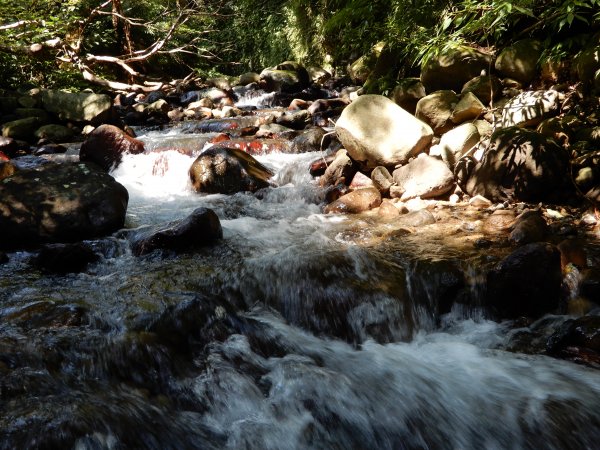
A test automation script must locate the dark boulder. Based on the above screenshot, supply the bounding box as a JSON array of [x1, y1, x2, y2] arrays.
[[487, 243, 563, 319], [189, 146, 273, 194], [291, 127, 329, 153], [0, 162, 129, 250], [547, 315, 600, 366], [509, 210, 549, 245], [131, 207, 222, 256], [463, 127, 571, 202], [0, 136, 19, 158], [80, 124, 145, 171], [33, 242, 99, 274]]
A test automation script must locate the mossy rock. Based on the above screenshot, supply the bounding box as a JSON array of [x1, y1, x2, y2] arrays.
[[34, 124, 75, 142], [1, 117, 40, 140]]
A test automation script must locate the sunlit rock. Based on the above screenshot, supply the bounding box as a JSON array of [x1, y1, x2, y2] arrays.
[[335, 95, 433, 168], [438, 123, 480, 170], [500, 90, 560, 128], [324, 187, 382, 214], [319, 149, 356, 187], [189, 146, 273, 194], [450, 92, 485, 124], [41, 89, 112, 123], [415, 90, 459, 135], [392, 154, 455, 201]]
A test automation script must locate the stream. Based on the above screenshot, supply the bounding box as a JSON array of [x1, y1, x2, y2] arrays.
[[1, 119, 600, 449]]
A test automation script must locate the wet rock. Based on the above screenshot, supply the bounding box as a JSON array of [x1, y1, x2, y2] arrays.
[[275, 109, 311, 129], [0, 251, 7, 264], [260, 61, 310, 93], [415, 90, 460, 135], [557, 239, 587, 270], [324, 187, 382, 214], [319, 149, 356, 187], [307, 98, 349, 115], [34, 144, 67, 156], [547, 315, 600, 366], [41, 89, 112, 123], [214, 138, 291, 156], [189, 146, 273, 194], [487, 242, 563, 319], [501, 90, 560, 128], [392, 154, 455, 201], [397, 209, 436, 227], [378, 199, 401, 219], [335, 95, 433, 168], [239, 72, 261, 85], [131, 207, 223, 256], [463, 127, 570, 202], [309, 154, 336, 177], [256, 123, 295, 138], [324, 183, 350, 203], [421, 45, 493, 93], [483, 209, 516, 233], [495, 39, 543, 84], [468, 195, 492, 209], [34, 242, 99, 274], [509, 210, 548, 245], [80, 124, 145, 171], [0, 162, 128, 250], [291, 127, 329, 153]]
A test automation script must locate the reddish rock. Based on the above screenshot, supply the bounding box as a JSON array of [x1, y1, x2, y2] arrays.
[[0, 150, 9, 161], [215, 138, 291, 156], [309, 154, 336, 177], [80, 124, 145, 171], [350, 171, 374, 189], [324, 187, 382, 214]]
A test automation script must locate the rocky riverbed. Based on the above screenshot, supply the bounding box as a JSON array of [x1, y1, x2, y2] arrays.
[[1, 48, 600, 448]]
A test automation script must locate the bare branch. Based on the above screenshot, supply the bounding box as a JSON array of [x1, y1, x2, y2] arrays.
[[0, 20, 40, 31], [80, 64, 162, 93]]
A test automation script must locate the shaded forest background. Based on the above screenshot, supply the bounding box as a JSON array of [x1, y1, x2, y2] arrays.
[[0, 0, 599, 91]]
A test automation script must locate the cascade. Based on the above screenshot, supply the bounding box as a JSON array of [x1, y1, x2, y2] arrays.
[[0, 125, 599, 450]]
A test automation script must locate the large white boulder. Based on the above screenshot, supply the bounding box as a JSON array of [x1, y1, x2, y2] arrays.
[[335, 95, 433, 168]]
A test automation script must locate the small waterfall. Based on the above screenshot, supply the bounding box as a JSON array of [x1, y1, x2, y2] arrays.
[[234, 88, 280, 108]]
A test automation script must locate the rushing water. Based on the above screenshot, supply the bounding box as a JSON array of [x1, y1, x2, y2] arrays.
[[1, 127, 599, 449]]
